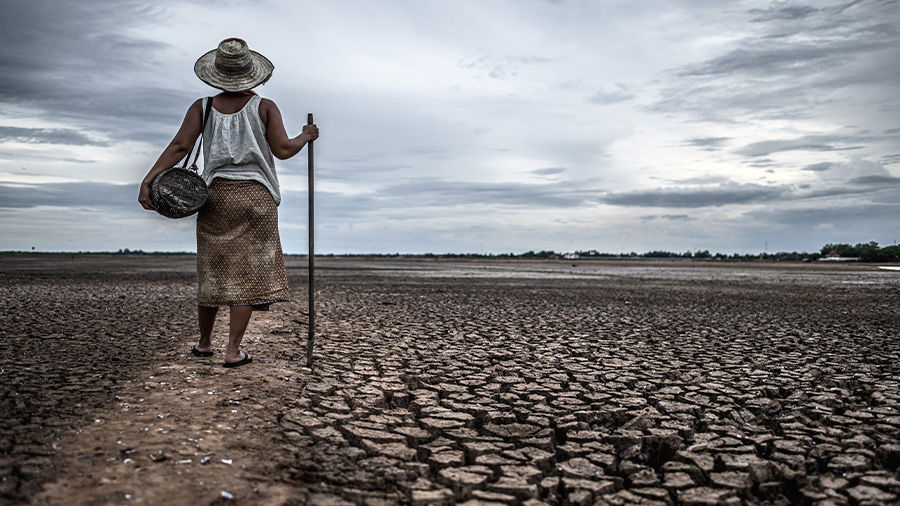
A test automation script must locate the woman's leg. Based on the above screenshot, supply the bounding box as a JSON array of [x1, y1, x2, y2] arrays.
[[197, 305, 218, 352], [224, 305, 254, 363]]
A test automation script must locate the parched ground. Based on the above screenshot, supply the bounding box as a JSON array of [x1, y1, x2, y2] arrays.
[[1, 255, 899, 506]]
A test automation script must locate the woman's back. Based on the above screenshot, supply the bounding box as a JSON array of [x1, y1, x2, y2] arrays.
[[212, 92, 257, 115], [202, 93, 280, 204]]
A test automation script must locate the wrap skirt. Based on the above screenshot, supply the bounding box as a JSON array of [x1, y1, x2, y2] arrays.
[[196, 179, 290, 308]]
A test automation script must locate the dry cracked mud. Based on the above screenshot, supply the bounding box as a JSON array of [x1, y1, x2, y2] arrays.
[[1, 254, 899, 506]]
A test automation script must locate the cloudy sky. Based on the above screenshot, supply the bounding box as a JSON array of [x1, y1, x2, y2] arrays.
[[1, 0, 898, 254]]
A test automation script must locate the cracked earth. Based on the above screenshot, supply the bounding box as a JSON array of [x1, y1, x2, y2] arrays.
[[1, 255, 899, 505]]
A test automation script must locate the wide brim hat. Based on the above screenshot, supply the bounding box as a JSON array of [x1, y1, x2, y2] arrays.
[[194, 38, 274, 92]]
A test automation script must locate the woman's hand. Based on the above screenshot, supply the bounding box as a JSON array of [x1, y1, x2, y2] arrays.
[[302, 123, 319, 142], [138, 181, 158, 212]]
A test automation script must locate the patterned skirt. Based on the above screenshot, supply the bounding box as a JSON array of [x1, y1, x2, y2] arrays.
[[196, 179, 290, 308]]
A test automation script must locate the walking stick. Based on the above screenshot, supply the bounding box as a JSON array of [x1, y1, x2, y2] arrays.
[[306, 113, 316, 367]]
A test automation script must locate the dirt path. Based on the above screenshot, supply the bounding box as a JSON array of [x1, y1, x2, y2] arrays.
[[2, 255, 900, 505], [29, 309, 304, 506]]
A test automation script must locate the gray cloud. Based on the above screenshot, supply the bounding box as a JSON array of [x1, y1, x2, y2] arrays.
[[603, 183, 787, 208], [280, 189, 375, 221], [735, 135, 870, 157], [640, 214, 692, 221], [668, 175, 730, 185], [881, 154, 900, 165], [312, 161, 410, 181], [380, 179, 601, 209], [682, 137, 731, 151], [0, 146, 99, 164], [748, 200, 900, 231], [744, 158, 779, 168], [459, 54, 552, 80], [782, 165, 900, 200], [748, 3, 820, 22], [803, 162, 836, 172], [282, 178, 606, 223], [0, 126, 109, 147], [849, 175, 900, 185], [589, 85, 634, 105], [530, 167, 566, 176], [676, 23, 895, 81], [0, 182, 136, 209], [793, 186, 881, 200], [402, 146, 451, 159], [0, 1, 190, 142], [651, 0, 900, 126]]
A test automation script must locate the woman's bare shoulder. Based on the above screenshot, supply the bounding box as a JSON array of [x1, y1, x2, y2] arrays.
[[258, 97, 282, 125], [258, 97, 280, 111], [183, 98, 203, 120]]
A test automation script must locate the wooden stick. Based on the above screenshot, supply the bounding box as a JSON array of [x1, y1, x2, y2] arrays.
[[306, 113, 316, 367]]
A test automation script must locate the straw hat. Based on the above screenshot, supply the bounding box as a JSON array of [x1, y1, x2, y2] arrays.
[[194, 38, 274, 92]]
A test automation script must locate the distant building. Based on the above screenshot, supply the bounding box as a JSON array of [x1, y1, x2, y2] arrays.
[[820, 250, 859, 262]]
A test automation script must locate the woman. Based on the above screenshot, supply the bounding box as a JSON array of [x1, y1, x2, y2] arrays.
[[139, 38, 319, 368]]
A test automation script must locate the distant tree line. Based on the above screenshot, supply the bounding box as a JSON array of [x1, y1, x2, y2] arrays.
[[407, 242, 900, 262], [560, 242, 899, 262], [820, 242, 900, 262], [10, 242, 898, 262]]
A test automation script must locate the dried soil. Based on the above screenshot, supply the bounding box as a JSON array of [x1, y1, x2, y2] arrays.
[[1, 255, 899, 506]]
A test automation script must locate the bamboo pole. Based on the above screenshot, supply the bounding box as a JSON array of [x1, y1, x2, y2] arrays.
[[306, 113, 316, 367]]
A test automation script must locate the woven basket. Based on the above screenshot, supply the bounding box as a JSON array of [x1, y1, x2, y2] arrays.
[[149, 167, 208, 219]]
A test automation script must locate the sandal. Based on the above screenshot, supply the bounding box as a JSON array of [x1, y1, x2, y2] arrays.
[[223, 352, 253, 368], [191, 345, 214, 357]]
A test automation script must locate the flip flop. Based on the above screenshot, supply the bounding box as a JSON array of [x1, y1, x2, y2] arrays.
[[191, 345, 214, 357], [223, 352, 253, 368]]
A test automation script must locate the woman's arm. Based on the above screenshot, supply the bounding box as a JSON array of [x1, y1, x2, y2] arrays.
[[138, 99, 204, 211], [259, 98, 319, 160]]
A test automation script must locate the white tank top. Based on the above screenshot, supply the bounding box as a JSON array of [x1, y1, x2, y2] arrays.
[[201, 95, 281, 205]]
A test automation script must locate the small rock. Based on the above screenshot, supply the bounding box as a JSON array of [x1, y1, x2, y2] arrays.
[[410, 488, 454, 506], [567, 489, 592, 506], [846, 485, 896, 503], [662, 472, 694, 490], [710, 471, 752, 491], [437, 468, 489, 496], [859, 474, 900, 492], [629, 469, 660, 487], [679, 486, 737, 506], [557, 458, 603, 479], [827, 453, 870, 472], [561, 477, 617, 496], [428, 450, 464, 468], [470, 489, 518, 504], [818, 475, 850, 490], [488, 476, 538, 500]]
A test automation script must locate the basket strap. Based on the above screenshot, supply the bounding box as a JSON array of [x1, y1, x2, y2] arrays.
[[183, 97, 215, 171]]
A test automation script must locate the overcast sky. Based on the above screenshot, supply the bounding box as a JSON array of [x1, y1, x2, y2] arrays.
[[1, 0, 898, 254]]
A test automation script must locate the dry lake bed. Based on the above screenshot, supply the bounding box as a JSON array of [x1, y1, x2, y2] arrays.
[[1, 254, 899, 505]]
